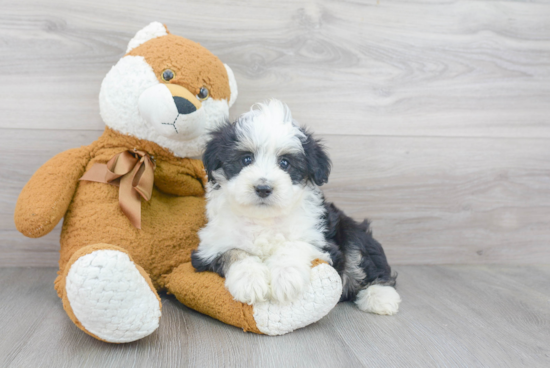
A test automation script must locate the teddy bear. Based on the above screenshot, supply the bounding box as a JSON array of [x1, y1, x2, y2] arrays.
[[14, 22, 342, 343]]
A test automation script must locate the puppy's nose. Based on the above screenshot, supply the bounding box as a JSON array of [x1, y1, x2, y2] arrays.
[[255, 185, 273, 198], [173, 96, 197, 115]]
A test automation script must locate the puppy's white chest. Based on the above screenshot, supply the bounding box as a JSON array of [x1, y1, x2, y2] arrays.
[[242, 220, 289, 259], [253, 235, 279, 259]]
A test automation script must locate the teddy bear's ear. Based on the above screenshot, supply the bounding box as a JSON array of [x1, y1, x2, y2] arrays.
[[224, 64, 238, 108], [126, 22, 169, 53]]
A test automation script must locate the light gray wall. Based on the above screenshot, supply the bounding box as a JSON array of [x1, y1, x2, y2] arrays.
[[1, 0, 549, 266]]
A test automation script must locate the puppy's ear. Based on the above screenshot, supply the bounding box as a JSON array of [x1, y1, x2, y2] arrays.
[[301, 128, 332, 186], [202, 137, 221, 182], [202, 122, 235, 182]]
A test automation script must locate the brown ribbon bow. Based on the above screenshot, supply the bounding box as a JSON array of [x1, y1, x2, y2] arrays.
[[79, 149, 155, 229]]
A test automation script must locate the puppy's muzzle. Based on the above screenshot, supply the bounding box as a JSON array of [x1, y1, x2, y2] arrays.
[[255, 185, 273, 198]]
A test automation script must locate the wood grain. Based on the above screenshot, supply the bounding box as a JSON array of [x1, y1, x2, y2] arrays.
[[1, 266, 548, 367], [1, 0, 549, 266], [0, 0, 549, 137], [2, 129, 549, 266], [323, 134, 550, 264]]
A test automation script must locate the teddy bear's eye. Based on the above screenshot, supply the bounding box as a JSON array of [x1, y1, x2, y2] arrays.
[[162, 69, 174, 82], [197, 87, 209, 101]]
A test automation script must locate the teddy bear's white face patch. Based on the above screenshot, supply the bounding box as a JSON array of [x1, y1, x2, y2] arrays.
[[138, 83, 208, 141], [99, 55, 230, 157]]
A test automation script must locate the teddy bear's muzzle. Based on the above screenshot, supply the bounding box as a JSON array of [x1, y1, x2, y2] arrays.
[[173, 96, 197, 115], [164, 83, 202, 112], [138, 83, 206, 141]]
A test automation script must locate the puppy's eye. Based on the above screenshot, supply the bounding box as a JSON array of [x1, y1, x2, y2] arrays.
[[162, 69, 174, 82], [197, 87, 209, 101], [242, 155, 253, 166], [279, 158, 290, 170]]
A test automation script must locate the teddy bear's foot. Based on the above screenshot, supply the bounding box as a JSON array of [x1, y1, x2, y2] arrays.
[[61, 244, 161, 343], [252, 261, 342, 335], [167, 259, 342, 336]]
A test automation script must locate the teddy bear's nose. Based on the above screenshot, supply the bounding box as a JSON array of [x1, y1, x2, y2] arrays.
[[173, 97, 197, 115]]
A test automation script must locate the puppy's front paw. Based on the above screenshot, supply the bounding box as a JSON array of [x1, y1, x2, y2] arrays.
[[225, 257, 270, 305], [269, 263, 311, 303]]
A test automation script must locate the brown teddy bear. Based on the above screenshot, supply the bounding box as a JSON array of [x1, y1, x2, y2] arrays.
[[14, 22, 342, 343]]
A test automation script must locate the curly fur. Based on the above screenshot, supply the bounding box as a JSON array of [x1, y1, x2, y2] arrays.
[[192, 100, 400, 314]]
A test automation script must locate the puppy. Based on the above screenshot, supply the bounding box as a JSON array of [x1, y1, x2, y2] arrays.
[[192, 100, 401, 315]]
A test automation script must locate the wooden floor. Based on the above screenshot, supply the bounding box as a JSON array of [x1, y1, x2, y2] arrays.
[[1, 265, 549, 368]]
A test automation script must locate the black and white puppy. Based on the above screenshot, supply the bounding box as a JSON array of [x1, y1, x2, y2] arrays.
[[192, 100, 400, 315]]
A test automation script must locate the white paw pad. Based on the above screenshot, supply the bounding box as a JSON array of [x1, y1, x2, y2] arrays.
[[65, 250, 161, 343], [355, 284, 401, 315], [253, 263, 342, 336]]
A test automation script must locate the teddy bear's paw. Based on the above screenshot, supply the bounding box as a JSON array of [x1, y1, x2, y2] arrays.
[[252, 263, 342, 336], [225, 257, 270, 305], [65, 249, 161, 343]]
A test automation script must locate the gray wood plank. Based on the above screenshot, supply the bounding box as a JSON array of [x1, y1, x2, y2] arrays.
[[0, 0, 549, 137], [328, 265, 550, 367], [0, 229, 60, 267], [323, 134, 550, 264], [2, 129, 549, 266], [2, 0, 550, 266], [1, 266, 548, 367]]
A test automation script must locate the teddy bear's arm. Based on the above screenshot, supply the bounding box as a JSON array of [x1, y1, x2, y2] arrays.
[[166, 259, 342, 335], [14, 146, 93, 238]]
